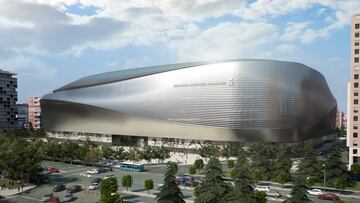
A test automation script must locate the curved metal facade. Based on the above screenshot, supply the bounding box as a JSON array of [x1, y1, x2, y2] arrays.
[[41, 60, 337, 143]]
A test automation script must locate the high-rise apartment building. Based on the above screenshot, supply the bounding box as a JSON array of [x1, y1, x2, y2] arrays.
[[28, 97, 41, 129], [347, 14, 360, 167], [16, 103, 28, 128], [336, 111, 347, 129], [0, 69, 17, 130]]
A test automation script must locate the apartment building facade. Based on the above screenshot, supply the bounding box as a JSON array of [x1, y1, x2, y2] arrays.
[[0, 69, 18, 130], [28, 97, 42, 129], [347, 14, 360, 167]]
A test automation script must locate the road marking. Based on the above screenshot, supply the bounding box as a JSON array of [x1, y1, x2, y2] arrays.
[[16, 195, 42, 202]]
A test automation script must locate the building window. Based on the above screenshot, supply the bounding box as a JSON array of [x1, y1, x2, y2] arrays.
[[355, 149, 358, 154], [356, 49, 360, 54], [355, 99, 359, 104], [355, 82, 359, 88], [356, 58, 359, 63], [356, 41, 360, 46], [355, 108, 359, 113], [355, 125, 359, 130], [355, 116, 359, 121], [355, 143, 358, 146], [356, 74, 359, 79], [356, 33, 360, 37], [356, 24, 360, 29], [355, 133, 358, 138], [355, 92, 359, 96]]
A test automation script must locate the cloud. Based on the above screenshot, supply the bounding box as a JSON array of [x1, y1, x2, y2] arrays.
[[0, 0, 127, 55], [170, 22, 278, 61], [281, 21, 328, 43]]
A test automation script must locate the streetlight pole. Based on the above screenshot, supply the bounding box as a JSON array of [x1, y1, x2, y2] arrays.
[[323, 164, 326, 189]]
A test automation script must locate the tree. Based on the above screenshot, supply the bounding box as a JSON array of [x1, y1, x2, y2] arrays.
[[298, 144, 321, 182], [227, 160, 235, 172], [157, 146, 171, 163], [275, 146, 292, 184], [189, 166, 196, 175], [127, 147, 141, 162], [199, 144, 221, 159], [141, 146, 154, 163], [251, 168, 262, 183], [334, 178, 347, 192], [122, 174, 133, 191], [284, 175, 311, 203], [250, 142, 273, 180], [194, 157, 229, 203], [221, 144, 242, 159], [254, 191, 267, 203], [194, 159, 204, 172], [225, 155, 257, 203], [156, 162, 185, 203], [101, 145, 115, 159], [100, 177, 123, 203], [305, 176, 315, 187], [351, 164, 360, 181], [325, 146, 348, 186], [144, 179, 154, 194]]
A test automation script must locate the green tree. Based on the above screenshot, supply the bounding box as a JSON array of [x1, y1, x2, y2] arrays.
[[351, 164, 360, 181], [275, 146, 292, 184], [100, 177, 123, 203], [221, 144, 242, 159], [144, 179, 154, 194], [122, 174, 133, 191], [189, 166, 196, 175], [250, 142, 273, 180], [101, 144, 115, 159], [254, 191, 267, 203], [251, 168, 262, 183], [284, 175, 311, 203], [127, 147, 141, 162], [157, 146, 171, 163], [199, 144, 221, 159], [141, 146, 154, 163], [305, 176, 315, 187], [298, 144, 321, 182], [225, 155, 257, 203], [227, 160, 235, 172], [194, 159, 204, 172], [334, 178, 347, 192], [156, 162, 185, 203], [194, 157, 229, 203], [325, 146, 348, 186]]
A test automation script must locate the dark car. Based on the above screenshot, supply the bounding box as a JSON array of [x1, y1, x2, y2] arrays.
[[91, 178, 102, 184], [53, 184, 66, 192], [41, 193, 53, 202], [318, 193, 340, 201], [67, 185, 81, 193], [49, 197, 60, 203], [0, 195, 4, 199]]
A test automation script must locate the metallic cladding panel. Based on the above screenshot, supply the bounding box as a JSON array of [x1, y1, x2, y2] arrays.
[[41, 60, 337, 143]]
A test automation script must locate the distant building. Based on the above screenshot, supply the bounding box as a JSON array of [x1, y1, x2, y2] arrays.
[[0, 69, 18, 130], [347, 14, 360, 168], [28, 97, 42, 129], [336, 111, 347, 129], [16, 103, 28, 128]]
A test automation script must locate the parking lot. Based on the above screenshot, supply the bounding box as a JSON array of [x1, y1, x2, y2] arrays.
[[0, 161, 359, 203]]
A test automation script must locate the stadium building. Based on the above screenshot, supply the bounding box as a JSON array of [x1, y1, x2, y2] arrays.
[[41, 60, 337, 146]]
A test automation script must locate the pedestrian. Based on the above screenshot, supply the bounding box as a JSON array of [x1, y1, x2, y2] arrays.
[[21, 184, 24, 191], [17, 186, 20, 192]]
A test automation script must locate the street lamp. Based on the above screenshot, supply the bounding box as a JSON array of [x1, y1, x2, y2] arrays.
[[323, 164, 326, 189]]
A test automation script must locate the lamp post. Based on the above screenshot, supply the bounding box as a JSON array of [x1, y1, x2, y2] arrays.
[[323, 164, 326, 189]]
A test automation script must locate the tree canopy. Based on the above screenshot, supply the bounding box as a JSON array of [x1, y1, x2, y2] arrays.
[[156, 162, 185, 203]]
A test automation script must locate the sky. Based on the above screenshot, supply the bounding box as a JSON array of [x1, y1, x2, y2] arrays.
[[0, 0, 359, 112]]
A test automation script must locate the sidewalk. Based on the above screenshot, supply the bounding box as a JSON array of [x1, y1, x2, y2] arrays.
[[0, 185, 37, 197]]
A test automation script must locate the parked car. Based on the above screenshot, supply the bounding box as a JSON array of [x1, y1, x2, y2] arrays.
[[99, 167, 112, 173], [67, 185, 81, 193], [91, 178, 102, 184], [307, 189, 324, 196], [88, 182, 100, 190], [49, 197, 60, 203], [318, 193, 340, 201], [48, 167, 59, 174], [41, 193, 53, 202], [266, 191, 282, 197], [63, 193, 75, 202], [53, 184, 65, 192], [86, 169, 99, 174], [0, 195, 4, 199], [254, 186, 270, 192], [104, 174, 114, 180]]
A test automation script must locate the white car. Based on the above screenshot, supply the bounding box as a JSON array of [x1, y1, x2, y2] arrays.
[[307, 189, 324, 196], [104, 174, 114, 180], [86, 169, 99, 174], [266, 191, 282, 197], [254, 186, 270, 192], [88, 183, 100, 190]]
